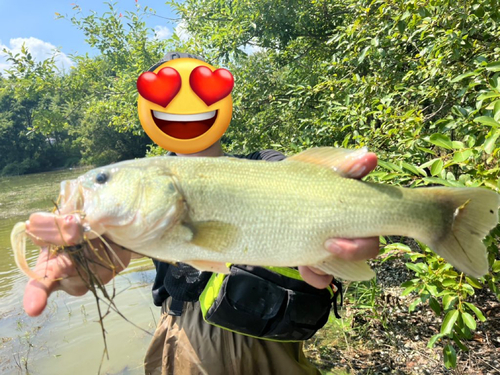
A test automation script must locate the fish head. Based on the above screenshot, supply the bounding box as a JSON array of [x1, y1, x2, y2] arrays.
[[58, 161, 184, 246]]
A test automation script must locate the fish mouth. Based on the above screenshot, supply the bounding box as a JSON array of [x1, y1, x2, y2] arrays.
[[151, 110, 218, 139]]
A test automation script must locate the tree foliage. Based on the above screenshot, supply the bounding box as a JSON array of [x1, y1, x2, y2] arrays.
[[0, 3, 168, 173]]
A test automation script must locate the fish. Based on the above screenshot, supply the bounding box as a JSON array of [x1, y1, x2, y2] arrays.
[[11, 147, 500, 281]]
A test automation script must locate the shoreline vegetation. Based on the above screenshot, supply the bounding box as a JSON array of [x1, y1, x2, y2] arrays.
[[0, 0, 499, 372]]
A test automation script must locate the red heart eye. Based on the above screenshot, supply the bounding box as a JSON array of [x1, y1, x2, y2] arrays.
[[189, 66, 234, 106], [137, 67, 181, 107]]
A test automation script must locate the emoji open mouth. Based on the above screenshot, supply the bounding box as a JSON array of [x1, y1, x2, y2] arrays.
[[152, 110, 218, 139]]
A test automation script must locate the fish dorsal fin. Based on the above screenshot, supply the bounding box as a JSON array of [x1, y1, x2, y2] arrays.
[[287, 147, 368, 172]]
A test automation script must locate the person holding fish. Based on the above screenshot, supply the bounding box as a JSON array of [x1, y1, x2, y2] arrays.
[[17, 52, 499, 374], [20, 52, 386, 374]]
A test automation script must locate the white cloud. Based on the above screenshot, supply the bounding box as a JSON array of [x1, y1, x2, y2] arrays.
[[154, 25, 171, 40], [0, 37, 72, 74], [174, 20, 191, 42]]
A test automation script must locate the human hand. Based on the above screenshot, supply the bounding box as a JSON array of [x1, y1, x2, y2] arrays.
[[23, 213, 131, 317], [298, 149, 380, 289]]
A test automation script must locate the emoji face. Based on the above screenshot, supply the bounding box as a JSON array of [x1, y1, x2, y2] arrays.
[[137, 58, 233, 154]]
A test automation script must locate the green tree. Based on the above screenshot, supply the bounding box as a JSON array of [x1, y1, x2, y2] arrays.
[[0, 46, 76, 174], [58, 2, 171, 164]]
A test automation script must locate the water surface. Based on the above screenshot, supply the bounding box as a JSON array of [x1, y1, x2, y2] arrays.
[[0, 169, 158, 374]]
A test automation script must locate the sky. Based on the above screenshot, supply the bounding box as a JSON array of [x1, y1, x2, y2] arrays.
[[0, 0, 181, 73]]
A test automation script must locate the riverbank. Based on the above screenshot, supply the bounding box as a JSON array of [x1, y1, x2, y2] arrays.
[[306, 257, 500, 375]]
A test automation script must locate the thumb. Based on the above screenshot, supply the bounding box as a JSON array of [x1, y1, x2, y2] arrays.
[[334, 148, 378, 179], [23, 276, 57, 317], [22, 248, 84, 316]]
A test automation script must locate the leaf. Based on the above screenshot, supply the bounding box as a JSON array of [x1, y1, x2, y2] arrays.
[[358, 46, 370, 63], [429, 297, 441, 315], [397, 20, 406, 34], [452, 149, 472, 163], [461, 312, 477, 330], [402, 286, 417, 296], [423, 177, 452, 186], [474, 116, 500, 127], [462, 284, 475, 295], [443, 295, 458, 310], [416, 146, 437, 155], [377, 160, 403, 172], [442, 279, 457, 287], [486, 61, 500, 72], [493, 260, 500, 273], [402, 162, 427, 176], [450, 71, 477, 83], [483, 131, 500, 154], [430, 159, 444, 176], [428, 333, 444, 348], [477, 92, 500, 101], [441, 309, 459, 335], [406, 262, 424, 274], [455, 337, 471, 352], [494, 100, 500, 122], [429, 133, 453, 149], [421, 157, 442, 169], [408, 298, 421, 312], [443, 344, 457, 368], [401, 280, 416, 288], [465, 277, 483, 289], [385, 243, 412, 252], [426, 284, 438, 296], [464, 302, 486, 322]]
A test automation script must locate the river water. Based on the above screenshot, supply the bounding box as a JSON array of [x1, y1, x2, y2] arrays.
[[0, 169, 158, 375]]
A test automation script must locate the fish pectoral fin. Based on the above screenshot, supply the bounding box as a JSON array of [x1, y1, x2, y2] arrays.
[[187, 260, 230, 274], [314, 257, 375, 281], [189, 220, 239, 253], [287, 147, 368, 175]]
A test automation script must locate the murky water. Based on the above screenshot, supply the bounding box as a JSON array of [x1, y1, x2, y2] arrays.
[[0, 169, 159, 375]]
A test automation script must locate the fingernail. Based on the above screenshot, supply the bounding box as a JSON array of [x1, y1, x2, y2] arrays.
[[348, 163, 367, 179], [326, 239, 358, 255], [325, 239, 343, 255], [346, 147, 368, 160]]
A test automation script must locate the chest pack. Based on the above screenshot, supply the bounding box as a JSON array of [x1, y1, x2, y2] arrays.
[[198, 264, 342, 342]]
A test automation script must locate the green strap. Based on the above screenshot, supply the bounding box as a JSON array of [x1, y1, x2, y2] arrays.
[[199, 272, 225, 318]]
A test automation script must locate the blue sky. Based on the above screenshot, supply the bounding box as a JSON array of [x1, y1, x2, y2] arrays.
[[0, 1, 181, 72]]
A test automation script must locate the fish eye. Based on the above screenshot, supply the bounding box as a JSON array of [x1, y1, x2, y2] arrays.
[[95, 171, 109, 184]]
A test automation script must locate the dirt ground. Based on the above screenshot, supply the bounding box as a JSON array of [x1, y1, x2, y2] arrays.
[[305, 258, 500, 375]]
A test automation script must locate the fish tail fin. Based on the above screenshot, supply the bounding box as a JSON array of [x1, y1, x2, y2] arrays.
[[425, 187, 500, 278], [314, 258, 375, 281]]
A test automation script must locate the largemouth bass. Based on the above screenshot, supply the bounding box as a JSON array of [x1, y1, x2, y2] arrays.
[[11, 148, 500, 281]]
